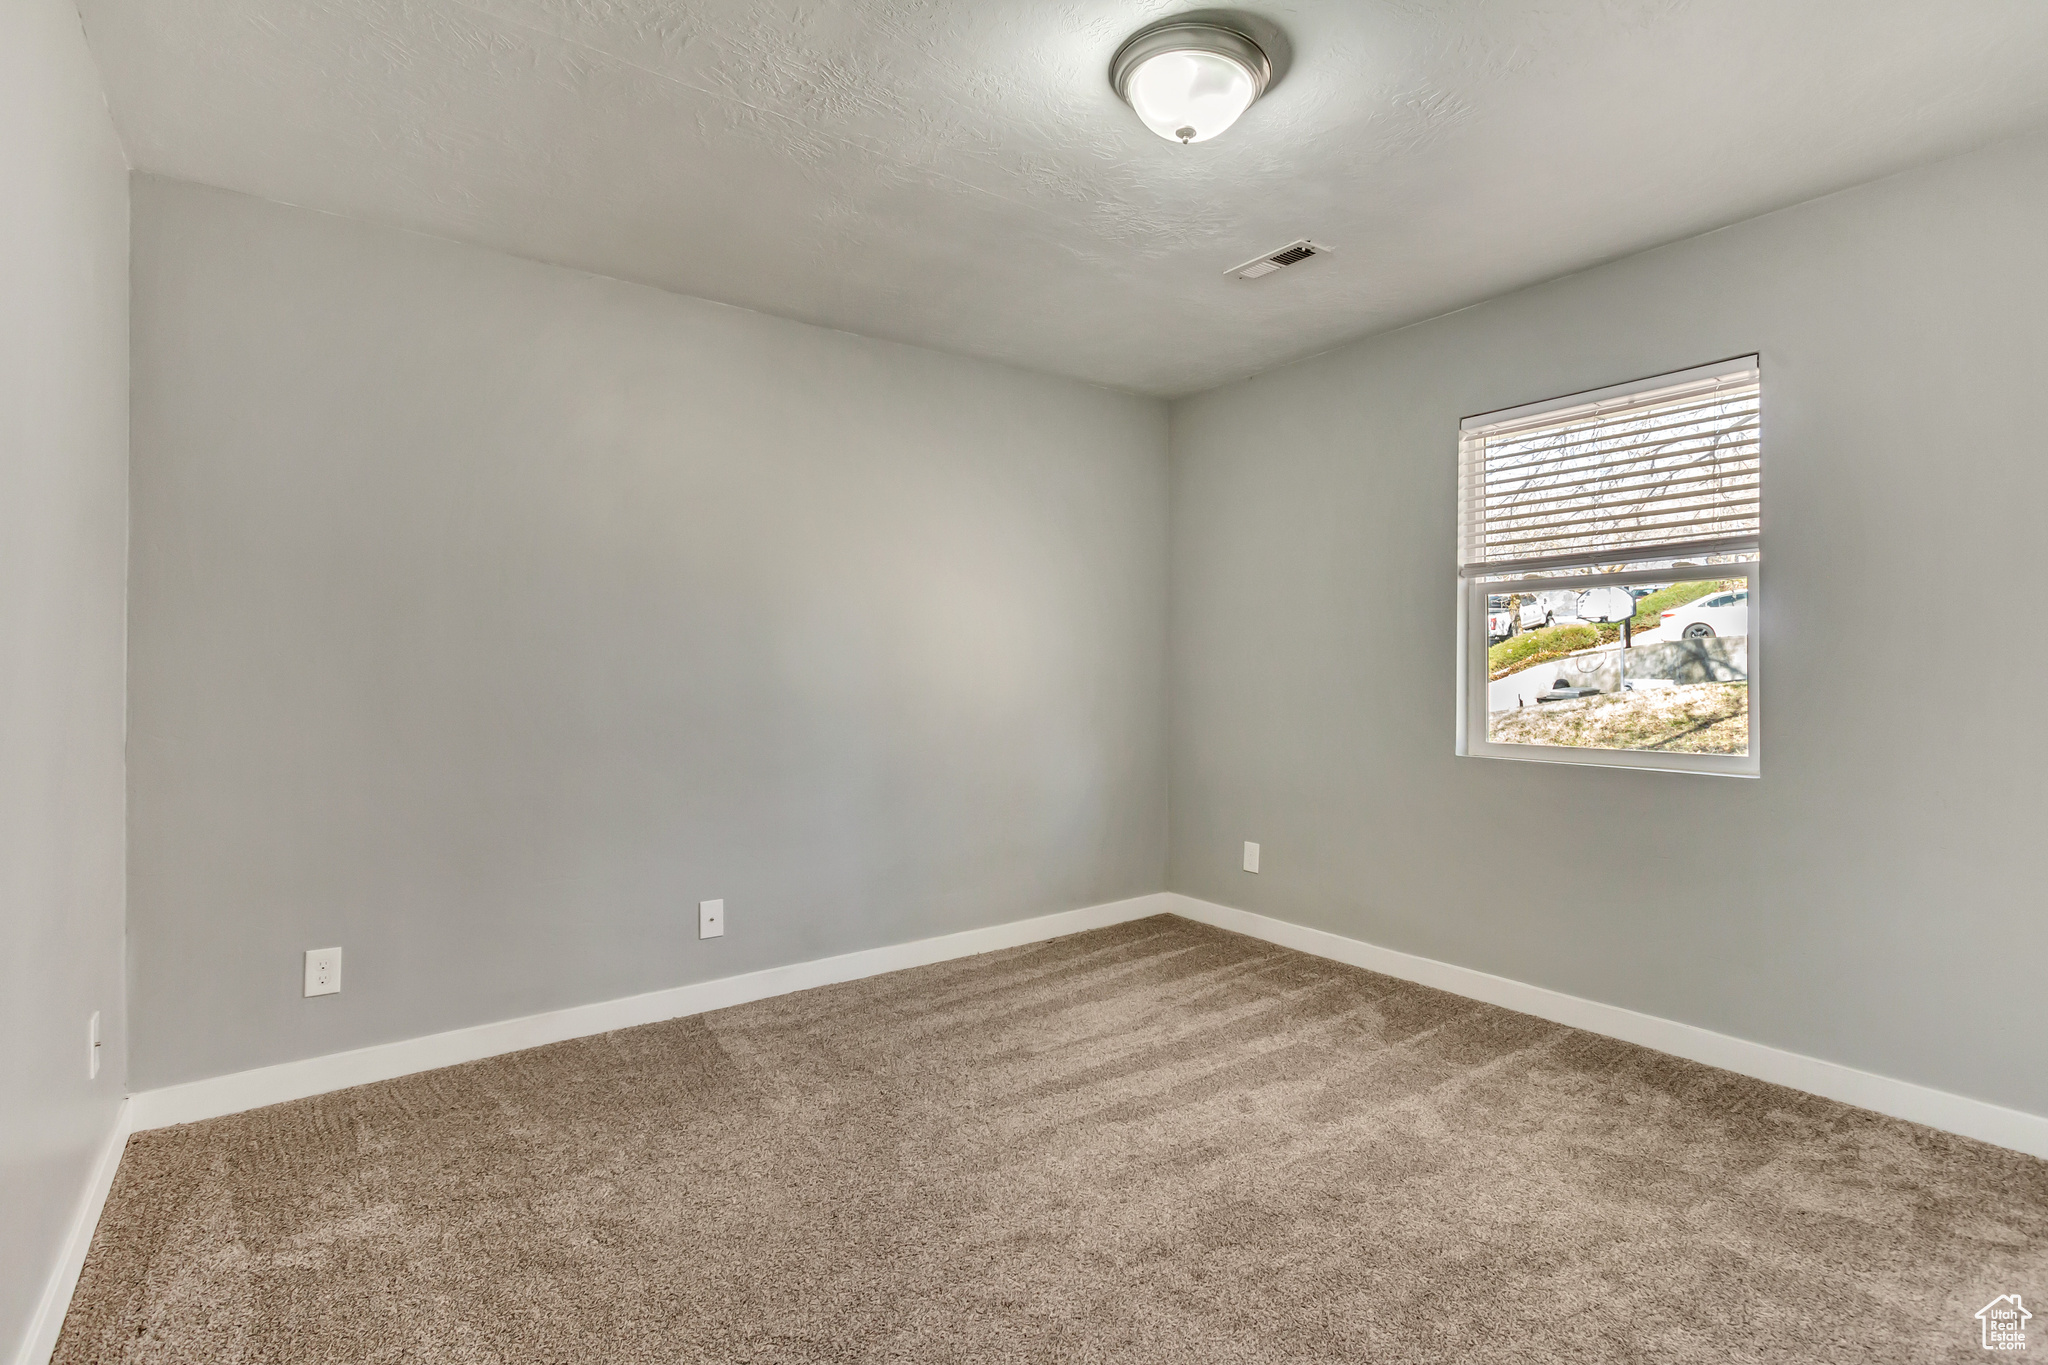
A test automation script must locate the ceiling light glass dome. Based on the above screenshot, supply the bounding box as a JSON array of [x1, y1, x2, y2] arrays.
[[1111, 19, 1273, 145]]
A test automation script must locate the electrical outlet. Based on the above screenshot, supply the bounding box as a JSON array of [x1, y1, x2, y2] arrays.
[[304, 947, 343, 997], [89, 1011, 101, 1080], [699, 899, 725, 940], [1243, 841, 1260, 874]]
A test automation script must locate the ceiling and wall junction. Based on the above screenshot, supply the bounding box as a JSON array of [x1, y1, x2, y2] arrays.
[[77, 0, 2048, 396]]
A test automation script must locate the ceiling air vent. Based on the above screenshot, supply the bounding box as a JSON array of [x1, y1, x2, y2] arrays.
[[1229, 239, 1328, 281]]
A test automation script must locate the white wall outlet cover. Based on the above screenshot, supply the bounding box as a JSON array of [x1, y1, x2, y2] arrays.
[[89, 1010, 102, 1079], [304, 947, 343, 997], [1243, 841, 1261, 874], [699, 899, 725, 939]]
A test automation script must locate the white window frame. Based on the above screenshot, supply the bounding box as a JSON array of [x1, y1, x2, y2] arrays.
[[1455, 357, 1761, 778]]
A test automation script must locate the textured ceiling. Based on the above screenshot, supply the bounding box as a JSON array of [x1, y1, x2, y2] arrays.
[[80, 0, 2048, 396]]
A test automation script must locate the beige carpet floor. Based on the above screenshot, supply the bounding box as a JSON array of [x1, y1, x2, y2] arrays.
[[59, 915, 2047, 1363]]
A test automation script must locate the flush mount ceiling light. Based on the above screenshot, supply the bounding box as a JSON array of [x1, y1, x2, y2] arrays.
[[1110, 17, 1273, 145]]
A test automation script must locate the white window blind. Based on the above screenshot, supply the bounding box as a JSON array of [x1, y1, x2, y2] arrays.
[[1459, 357, 1760, 577]]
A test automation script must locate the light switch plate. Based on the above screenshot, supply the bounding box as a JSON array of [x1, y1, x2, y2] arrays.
[[304, 947, 342, 997], [1243, 841, 1260, 874], [699, 899, 725, 939]]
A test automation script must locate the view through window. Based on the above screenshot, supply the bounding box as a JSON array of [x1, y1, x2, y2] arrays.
[[1483, 575, 1750, 755], [1459, 358, 1760, 773]]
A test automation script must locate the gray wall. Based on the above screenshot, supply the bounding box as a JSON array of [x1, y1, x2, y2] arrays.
[[1167, 127, 2048, 1119], [1, 0, 130, 1353], [128, 178, 1168, 1090]]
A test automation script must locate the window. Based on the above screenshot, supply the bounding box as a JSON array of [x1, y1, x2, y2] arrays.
[[1456, 356, 1760, 776]]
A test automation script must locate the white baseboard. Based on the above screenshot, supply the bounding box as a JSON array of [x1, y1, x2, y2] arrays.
[[1163, 892, 2048, 1160], [128, 887, 2048, 1158], [41, 886, 2042, 1363], [127, 891, 1176, 1133], [12, 1099, 132, 1365]]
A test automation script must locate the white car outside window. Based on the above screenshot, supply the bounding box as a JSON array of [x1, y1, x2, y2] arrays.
[[1517, 590, 1582, 632], [1662, 589, 1749, 639]]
